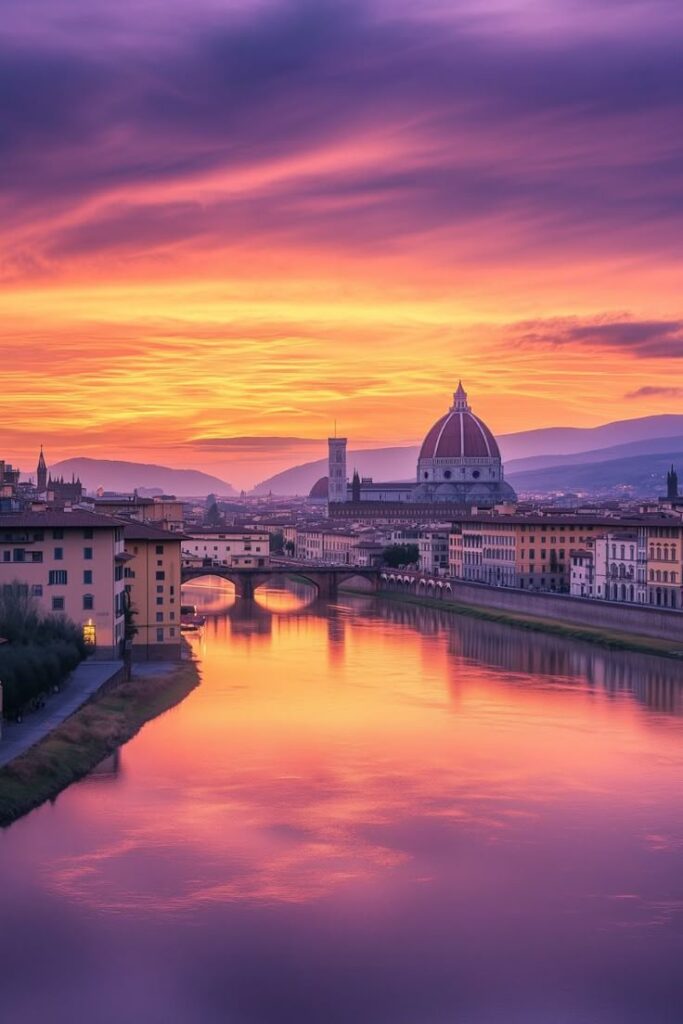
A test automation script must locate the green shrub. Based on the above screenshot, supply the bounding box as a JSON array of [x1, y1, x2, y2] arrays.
[[0, 586, 87, 717]]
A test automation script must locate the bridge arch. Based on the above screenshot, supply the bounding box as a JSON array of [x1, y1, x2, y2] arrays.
[[181, 565, 379, 600]]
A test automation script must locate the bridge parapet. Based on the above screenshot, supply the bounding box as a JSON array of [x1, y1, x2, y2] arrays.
[[181, 563, 380, 599]]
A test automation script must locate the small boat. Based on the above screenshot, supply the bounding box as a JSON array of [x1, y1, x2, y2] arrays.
[[181, 613, 206, 631]]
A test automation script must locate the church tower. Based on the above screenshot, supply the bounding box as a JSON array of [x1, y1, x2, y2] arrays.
[[37, 446, 47, 492], [667, 464, 679, 500], [327, 436, 348, 505]]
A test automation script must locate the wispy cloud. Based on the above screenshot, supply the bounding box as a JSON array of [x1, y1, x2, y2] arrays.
[[626, 386, 683, 399]]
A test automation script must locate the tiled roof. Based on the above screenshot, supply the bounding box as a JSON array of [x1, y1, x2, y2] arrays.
[[0, 510, 122, 529]]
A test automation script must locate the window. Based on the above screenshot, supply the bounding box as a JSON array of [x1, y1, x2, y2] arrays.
[[156, 597, 163, 605], [170, 611, 175, 620], [52, 596, 65, 611], [170, 628, 176, 638], [54, 547, 63, 560], [32, 584, 43, 597], [53, 529, 64, 540], [83, 594, 94, 610], [84, 570, 93, 584], [155, 571, 165, 581], [157, 559, 163, 567], [156, 545, 164, 555], [156, 584, 163, 593], [49, 570, 68, 585], [13, 548, 25, 562], [156, 628, 164, 642], [2, 551, 9, 562], [156, 612, 163, 622], [84, 528, 93, 539], [29, 551, 43, 563], [84, 547, 93, 560]]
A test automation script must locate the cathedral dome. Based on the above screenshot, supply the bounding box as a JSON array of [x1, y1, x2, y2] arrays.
[[419, 382, 500, 461], [309, 476, 329, 499]]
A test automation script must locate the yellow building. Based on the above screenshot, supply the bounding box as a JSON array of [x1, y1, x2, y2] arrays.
[[449, 515, 646, 593], [123, 523, 184, 659], [644, 522, 682, 609]]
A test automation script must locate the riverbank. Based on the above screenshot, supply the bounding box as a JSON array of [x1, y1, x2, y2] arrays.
[[0, 659, 125, 770], [0, 656, 200, 828], [370, 588, 683, 660]]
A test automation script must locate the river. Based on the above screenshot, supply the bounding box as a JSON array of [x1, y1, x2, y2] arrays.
[[2, 579, 683, 1023]]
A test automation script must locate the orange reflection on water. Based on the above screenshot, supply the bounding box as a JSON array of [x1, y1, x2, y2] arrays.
[[11, 584, 683, 920]]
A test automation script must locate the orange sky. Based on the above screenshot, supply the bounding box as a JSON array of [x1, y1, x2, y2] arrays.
[[2, 0, 682, 488]]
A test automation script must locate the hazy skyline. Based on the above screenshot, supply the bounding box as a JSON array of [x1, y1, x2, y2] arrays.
[[2, 0, 682, 487]]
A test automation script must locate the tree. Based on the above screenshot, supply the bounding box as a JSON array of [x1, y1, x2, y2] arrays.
[[205, 500, 222, 527], [269, 531, 284, 554], [382, 543, 419, 568]]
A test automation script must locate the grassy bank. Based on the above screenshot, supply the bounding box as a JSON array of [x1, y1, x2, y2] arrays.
[[0, 657, 200, 828], [358, 587, 683, 660]]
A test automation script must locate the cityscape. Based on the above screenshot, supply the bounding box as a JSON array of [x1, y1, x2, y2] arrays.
[[2, 2, 683, 1023]]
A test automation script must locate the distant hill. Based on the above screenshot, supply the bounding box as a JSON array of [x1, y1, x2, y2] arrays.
[[251, 415, 683, 495], [508, 450, 683, 496], [51, 458, 236, 497], [252, 447, 417, 496], [505, 434, 683, 475]]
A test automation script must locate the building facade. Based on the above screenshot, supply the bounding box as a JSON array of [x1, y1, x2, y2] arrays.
[[182, 530, 270, 567], [0, 511, 127, 657], [123, 523, 184, 659], [645, 522, 682, 608]]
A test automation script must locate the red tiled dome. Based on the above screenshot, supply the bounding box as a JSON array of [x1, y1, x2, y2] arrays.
[[419, 410, 500, 460]]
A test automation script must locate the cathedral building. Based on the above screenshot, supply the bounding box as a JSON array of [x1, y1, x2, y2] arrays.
[[329, 383, 517, 519], [36, 448, 83, 505]]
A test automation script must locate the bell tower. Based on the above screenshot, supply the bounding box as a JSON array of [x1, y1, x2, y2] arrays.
[[667, 464, 679, 500], [37, 446, 48, 492], [327, 436, 348, 506]]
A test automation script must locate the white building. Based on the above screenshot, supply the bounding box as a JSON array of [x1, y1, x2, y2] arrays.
[[570, 549, 594, 598], [182, 530, 270, 567], [594, 531, 646, 604], [418, 529, 450, 574], [0, 510, 127, 657]]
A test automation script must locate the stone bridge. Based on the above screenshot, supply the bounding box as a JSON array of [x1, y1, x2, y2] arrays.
[[181, 563, 380, 599]]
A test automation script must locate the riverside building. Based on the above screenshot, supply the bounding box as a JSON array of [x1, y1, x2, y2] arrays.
[[182, 529, 270, 567], [123, 523, 184, 659], [0, 511, 127, 657]]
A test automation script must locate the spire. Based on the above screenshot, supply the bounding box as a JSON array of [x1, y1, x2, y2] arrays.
[[667, 464, 679, 500], [452, 381, 470, 412], [37, 445, 48, 491]]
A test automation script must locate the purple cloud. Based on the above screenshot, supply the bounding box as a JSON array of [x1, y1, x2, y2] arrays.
[[515, 318, 683, 358], [626, 386, 683, 398], [2, 0, 683, 266]]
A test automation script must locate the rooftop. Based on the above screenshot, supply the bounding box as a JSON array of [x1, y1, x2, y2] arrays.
[[0, 510, 122, 529], [123, 523, 189, 542]]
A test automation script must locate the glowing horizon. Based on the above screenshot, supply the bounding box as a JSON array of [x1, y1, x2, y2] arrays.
[[2, 0, 682, 488]]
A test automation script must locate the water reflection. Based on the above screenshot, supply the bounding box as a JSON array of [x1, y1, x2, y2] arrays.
[[368, 597, 683, 717], [2, 582, 683, 1023]]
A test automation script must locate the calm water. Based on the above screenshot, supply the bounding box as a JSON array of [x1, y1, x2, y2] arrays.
[[2, 580, 683, 1024]]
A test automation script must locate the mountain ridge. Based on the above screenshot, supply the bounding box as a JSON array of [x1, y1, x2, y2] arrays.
[[50, 458, 236, 497]]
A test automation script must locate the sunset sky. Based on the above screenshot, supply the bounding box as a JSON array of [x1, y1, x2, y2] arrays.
[[2, 0, 682, 488]]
